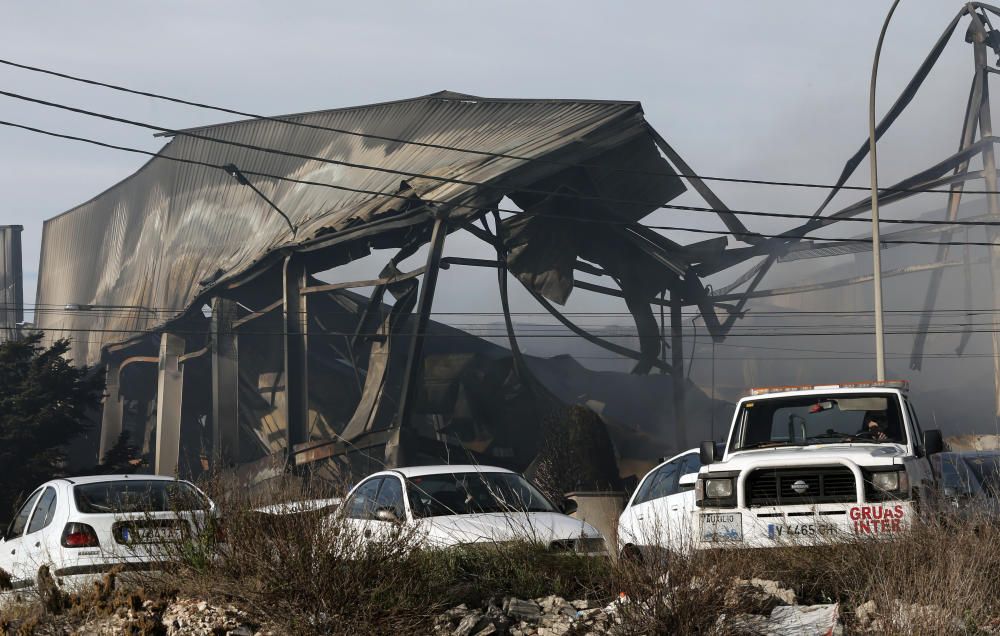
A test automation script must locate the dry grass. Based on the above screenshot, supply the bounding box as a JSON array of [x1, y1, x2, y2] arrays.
[[152, 475, 610, 635], [5, 476, 1000, 635], [609, 502, 1000, 635], [0, 566, 175, 635]]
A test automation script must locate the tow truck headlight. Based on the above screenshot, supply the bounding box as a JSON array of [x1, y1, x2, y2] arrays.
[[871, 469, 909, 493], [705, 478, 734, 499], [872, 472, 899, 491], [697, 474, 738, 507]]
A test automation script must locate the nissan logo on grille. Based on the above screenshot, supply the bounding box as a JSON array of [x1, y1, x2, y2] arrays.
[[791, 480, 810, 495]]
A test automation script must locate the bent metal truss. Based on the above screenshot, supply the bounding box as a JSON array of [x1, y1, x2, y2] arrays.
[[34, 13, 1000, 481]]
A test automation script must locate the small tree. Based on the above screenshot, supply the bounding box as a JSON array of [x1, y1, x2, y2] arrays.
[[0, 333, 105, 527], [91, 430, 144, 474], [532, 405, 623, 501]]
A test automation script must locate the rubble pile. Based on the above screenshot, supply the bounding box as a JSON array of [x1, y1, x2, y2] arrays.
[[432, 595, 608, 636], [0, 595, 267, 636], [431, 580, 845, 636], [7, 578, 992, 634]]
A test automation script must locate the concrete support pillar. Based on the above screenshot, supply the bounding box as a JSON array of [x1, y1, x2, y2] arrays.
[[283, 257, 309, 459], [154, 332, 185, 476], [97, 359, 123, 463], [211, 298, 239, 468]]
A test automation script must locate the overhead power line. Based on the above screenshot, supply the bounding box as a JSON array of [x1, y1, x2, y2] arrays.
[[53, 332, 1000, 361], [0, 88, 729, 212], [4, 118, 1000, 247], [25, 325, 1000, 338], [6, 55, 1000, 196], [8, 88, 1000, 230], [19, 302, 1000, 315], [19, 303, 1000, 321], [7, 89, 1000, 233]]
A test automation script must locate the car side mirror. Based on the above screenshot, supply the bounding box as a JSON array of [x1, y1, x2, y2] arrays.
[[560, 498, 578, 516], [678, 473, 698, 490], [375, 508, 401, 523], [923, 429, 944, 455], [700, 440, 717, 465]]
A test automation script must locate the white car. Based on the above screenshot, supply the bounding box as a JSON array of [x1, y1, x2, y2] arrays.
[[334, 465, 607, 554], [0, 475, 216, 595], [617, 447, 712, 559]]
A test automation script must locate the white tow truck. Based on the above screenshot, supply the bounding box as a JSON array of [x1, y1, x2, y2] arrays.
[[694, 381, 943, 549]]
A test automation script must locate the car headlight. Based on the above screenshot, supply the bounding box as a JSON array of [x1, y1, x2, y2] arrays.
[[872, 471, 902, 492], [574, 537, 608, 554], [705, 478, 734, 499]]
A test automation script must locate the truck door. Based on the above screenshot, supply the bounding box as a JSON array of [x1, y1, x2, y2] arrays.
[[903, 399, 935, 492]]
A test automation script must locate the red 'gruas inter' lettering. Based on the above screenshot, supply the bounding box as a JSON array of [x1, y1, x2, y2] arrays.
[[849, 506, 905, 533]]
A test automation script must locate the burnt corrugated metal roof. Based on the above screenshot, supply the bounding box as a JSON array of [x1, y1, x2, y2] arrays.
[[36, 92, 682, 365]]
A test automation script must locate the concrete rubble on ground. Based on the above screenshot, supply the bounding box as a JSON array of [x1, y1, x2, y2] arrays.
[[433, 595, 610, 636], [2, 596, 270, 636], [432, 580, 845, 636], [158, 598, 264, 636]]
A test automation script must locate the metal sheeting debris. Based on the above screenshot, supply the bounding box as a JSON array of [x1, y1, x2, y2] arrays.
[[35, 92, 684, 365]]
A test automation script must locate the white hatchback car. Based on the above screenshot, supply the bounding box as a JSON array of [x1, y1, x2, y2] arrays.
[[0, 475, 216, 595], [617, 447, 714, 559], [336, 465, 607, 554]]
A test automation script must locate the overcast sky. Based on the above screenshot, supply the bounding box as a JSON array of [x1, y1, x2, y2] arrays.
[[0, 1, 979, 319]]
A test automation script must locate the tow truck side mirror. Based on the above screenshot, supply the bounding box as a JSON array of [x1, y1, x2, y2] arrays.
[[700, 440, 717, 465], [923, 429, 944, 455]]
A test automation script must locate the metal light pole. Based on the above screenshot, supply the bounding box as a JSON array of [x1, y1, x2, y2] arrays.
[[868, 0, 901, 381]]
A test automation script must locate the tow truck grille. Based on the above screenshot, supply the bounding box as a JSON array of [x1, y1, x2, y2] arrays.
[[746, 467, 856, 506]]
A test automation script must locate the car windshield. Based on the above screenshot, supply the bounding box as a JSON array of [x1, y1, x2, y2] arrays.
[[405, 472, 555, 518], [74, 480, 209, 514], [938, 455, 1000, 497], [732, 393, 905, 451]]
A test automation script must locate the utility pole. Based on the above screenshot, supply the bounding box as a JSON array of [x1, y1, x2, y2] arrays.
[[967, 11, 1000, 420], [868, 0, 901, 381]]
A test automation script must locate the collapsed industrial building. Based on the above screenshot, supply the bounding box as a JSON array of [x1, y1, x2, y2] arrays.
[[25, 92, 756, 486], [15, 3, 1000, 488]]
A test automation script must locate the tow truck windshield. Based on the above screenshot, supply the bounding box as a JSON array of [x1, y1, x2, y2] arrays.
[[731, 393, 904, 451]]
